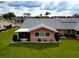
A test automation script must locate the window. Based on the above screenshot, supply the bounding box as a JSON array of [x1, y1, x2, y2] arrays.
[[19, 32, 26, 38], [46, 32, 50, 36], [35, 32, 50, 37], [35, 32, 39, 36], [77, 31, 79, 35], [39, 32, 45, 36], [67, 30, 72, 34]]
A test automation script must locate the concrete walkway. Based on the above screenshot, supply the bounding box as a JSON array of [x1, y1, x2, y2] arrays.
[[10, 40, 60, 44]]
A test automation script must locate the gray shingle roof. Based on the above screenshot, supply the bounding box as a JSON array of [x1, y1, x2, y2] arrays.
[[59, 18, 78, 29], [20, 18, 64, 29], [19, 18, 79, 31], [74, 23, 79, 31]]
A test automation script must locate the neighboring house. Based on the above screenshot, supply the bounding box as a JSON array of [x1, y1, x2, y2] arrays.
[[15, 18, 79, 42], [0, 14, 3, 19], [11, 17, 20, 23], [0, 20, 16, 31]]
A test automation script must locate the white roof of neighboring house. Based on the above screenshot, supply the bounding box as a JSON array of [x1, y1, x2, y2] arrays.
[[0, 20, 11, 25], [15, 28, 30, 32], [0, 20, 15, 30], [16, 18, 79, 32]]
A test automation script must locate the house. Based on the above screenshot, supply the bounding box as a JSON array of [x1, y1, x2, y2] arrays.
[[11, 17, 21, 27], [15, 18, 79, 42], [11, 17, 21, 23], [0, 19, 16, 31]]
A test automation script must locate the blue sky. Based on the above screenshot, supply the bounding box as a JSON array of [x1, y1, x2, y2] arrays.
[[0, 0, 79, 16]]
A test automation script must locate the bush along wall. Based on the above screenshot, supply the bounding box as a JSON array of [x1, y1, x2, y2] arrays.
[[12, 34, 21, 42], [9, 24, 12, 29], [54, 32, 60, 41], [5, 24, 12, 30], [12, 34, 17, 42]]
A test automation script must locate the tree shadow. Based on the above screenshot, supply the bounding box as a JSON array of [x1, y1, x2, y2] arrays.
[[8, 43, 60, 50]]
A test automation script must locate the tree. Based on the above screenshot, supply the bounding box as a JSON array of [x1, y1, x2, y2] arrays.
[[73, 13, 79, 18], [20, 16, 24, 23], [2, 12, 15, 20], [23, 13, 31, 17], [44, 12, 51, 17], [2, 13, 8, 20], [8, 12, 15, 20], [40, 13, 43, 17]]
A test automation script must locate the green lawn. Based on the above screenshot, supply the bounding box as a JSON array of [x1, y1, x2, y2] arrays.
[[0, 28, 79, 58]]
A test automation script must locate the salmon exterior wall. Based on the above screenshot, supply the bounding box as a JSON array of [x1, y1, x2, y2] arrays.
[[30, 28, 55, 41], [58, 29, 65, 36]]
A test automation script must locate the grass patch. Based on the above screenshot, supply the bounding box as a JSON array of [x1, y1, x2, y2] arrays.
[[0, 28, 79, 58]]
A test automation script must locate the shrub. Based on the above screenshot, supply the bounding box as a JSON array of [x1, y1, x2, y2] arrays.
[[6, 26, 9, 30], [9, 24, 12, 29], [12, 34, 17, 42], [5, 24, 12, 30], [4, 25, 5, 28], [38, 39, 41, 42], [54, 32, 60, 41]]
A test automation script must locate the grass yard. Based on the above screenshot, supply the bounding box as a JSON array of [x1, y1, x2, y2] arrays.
[[0, 28, 79, 58]]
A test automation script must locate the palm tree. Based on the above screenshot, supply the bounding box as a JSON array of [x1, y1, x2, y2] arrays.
[[44, 12, 51, 17], [40, 14, 42, 17], [23, 13, 31, 17]]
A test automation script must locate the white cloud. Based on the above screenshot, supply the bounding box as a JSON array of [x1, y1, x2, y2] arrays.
[[0, 0, 79, 16]]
